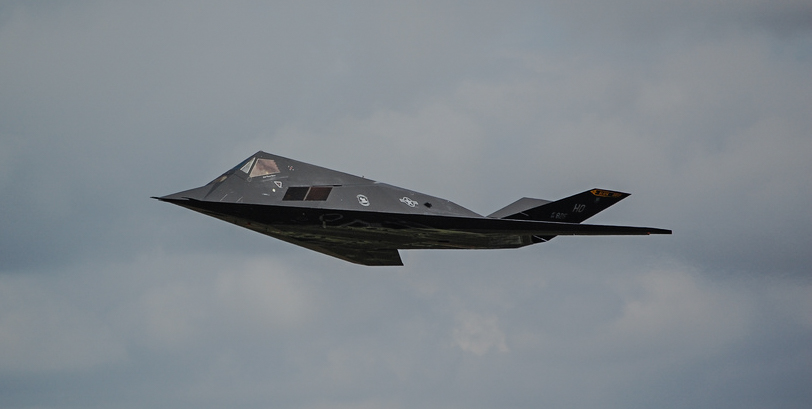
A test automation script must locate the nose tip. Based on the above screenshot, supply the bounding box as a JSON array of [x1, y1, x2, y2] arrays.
[[153, 185, 211, 203]]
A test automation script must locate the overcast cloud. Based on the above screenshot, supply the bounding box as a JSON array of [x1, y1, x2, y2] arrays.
[[1, 1, 810, 408]]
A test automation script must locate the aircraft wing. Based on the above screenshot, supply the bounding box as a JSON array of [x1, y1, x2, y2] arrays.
[[285, 240, 403, 266], [309, 245, 403, 266], [252, 227, 404, 266]]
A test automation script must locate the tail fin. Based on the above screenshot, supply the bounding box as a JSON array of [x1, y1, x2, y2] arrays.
[[501, 189, 630, 223]]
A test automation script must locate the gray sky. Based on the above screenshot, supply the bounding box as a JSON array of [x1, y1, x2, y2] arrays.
[[1, 1, 810, 408]]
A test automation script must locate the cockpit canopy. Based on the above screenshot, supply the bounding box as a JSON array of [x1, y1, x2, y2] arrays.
[[240, 157, 280, 177], [210, 157, 281, 185]]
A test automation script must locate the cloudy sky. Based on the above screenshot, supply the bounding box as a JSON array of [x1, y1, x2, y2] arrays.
[[1, 1, 811, 408]]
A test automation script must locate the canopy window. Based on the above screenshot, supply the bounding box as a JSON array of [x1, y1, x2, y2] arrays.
[[249, 158, 280, 177], [239, 158, 256, 174]]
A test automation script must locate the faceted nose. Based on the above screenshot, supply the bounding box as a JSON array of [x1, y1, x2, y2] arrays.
[[153, 184, 211, 203]]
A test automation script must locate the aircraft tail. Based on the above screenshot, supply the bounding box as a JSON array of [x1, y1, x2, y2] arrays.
[[499, 189, 630, 224]]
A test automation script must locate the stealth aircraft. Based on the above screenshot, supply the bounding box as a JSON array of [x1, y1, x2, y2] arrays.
[[155, 152, 670, 265]]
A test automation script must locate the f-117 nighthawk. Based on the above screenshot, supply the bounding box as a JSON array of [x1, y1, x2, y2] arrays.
[[155, 151, 670, 266]]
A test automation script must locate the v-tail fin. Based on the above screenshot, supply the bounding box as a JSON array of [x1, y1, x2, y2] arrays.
[[501, 189, 630, 224]]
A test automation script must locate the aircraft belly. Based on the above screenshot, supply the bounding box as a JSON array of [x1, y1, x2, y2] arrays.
[[185, 206, 522, 251], [245, 223, 529, 250]]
